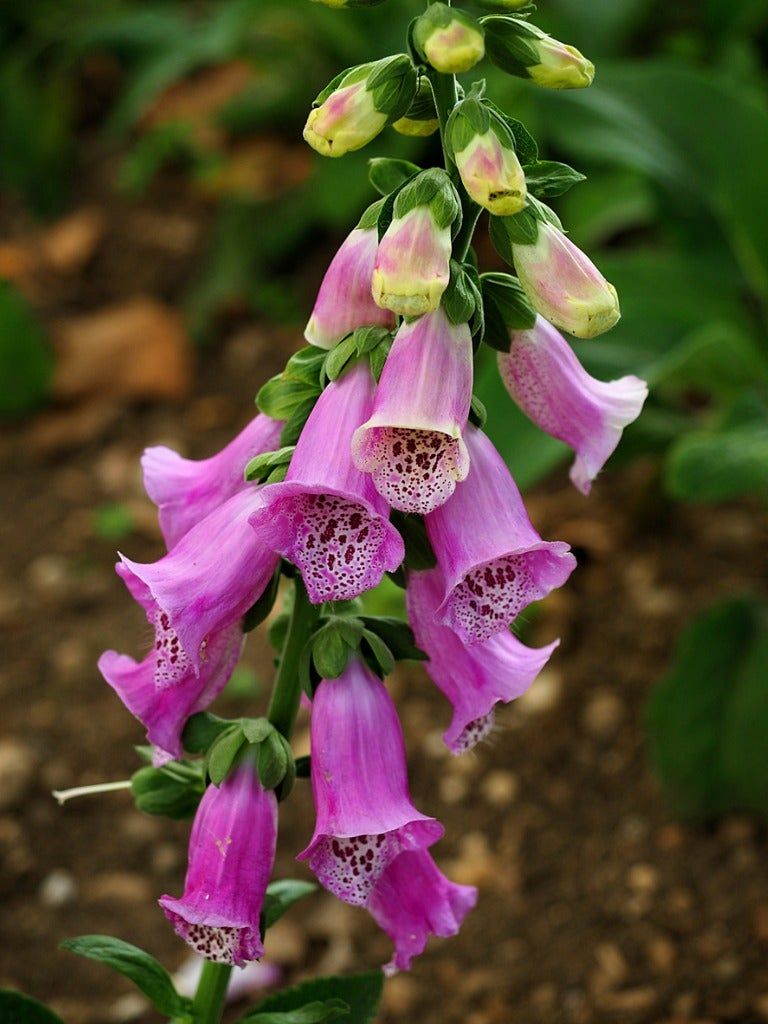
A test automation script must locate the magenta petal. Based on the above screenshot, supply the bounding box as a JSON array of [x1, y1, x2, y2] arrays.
[[159, 765, 277, 966], [305, 227, 395, 349], [98, 625, 243, 761], [352, 308, 472, 514], [142, 414, 283, 547], [498, 316, 648, 494], [118, 488, 279, 671], [250, 363, 404, 603], [407, 567, 558, 753], [368, 849, 477, 974], [298, 659, 443, 907], [426, 426, 576, 644]]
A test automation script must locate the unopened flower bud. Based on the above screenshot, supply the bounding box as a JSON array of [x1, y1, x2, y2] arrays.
[[304, 55, 417, 158], [448, 98, 526, 216], [414, 3, 485, 75], [393, 78, 439, 138], [512, 221, 620, 339], [484, 16, 594, 89], [372, 168, 460, 317]]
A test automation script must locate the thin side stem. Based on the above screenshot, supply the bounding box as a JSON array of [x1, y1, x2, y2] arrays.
[[267, 576, 318, 740], [52, 780, 132, 805], [191, 960, 232, 1024]]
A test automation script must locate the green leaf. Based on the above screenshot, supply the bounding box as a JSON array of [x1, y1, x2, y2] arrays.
[[0, 991, 64, 1024], [240, 999, 349, 1024], [261, 879, 318, 932], [243, 565, 283, 632], [525, 160, 586, 198], [323, 335, 358, 383], [646, 598, 768, 820], [279, 396, 319, 447], [390, 511, 437, 570], [0, 281, 53, 419], [257, 376, 320, 422], [246, 972, 384, 1024], [245, 448, 295, 484], [359, 616, 426, 662], [368, 157, 422, 196], [665, 419, 768, 502], [206, 725, 246, 786], [258, 731, 290, 790], [312, 623, 353, 680], [131, 763, 204, 819], [61, 936, 191, 1020], [182, 712, 232, 755]]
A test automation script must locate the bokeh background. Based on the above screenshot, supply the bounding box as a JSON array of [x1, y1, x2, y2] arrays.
[[1, 1, 768, 1022]]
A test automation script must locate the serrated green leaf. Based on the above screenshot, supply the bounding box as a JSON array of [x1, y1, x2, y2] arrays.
[[206, 725, 246, 786], [245, 972, 384, 1024], [61, 936, 191, 1020], [525, 160, 586, 198], [261, 879, 318, 932], [0, 991, 65, 1024]]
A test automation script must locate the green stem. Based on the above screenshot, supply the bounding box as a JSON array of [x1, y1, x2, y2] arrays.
[[192, 961, 231, 1024], [267, 576, 318, 740]]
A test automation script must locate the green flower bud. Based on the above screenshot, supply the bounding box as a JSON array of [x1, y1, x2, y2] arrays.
[[393, 77, 439, 138], [304, 55, 417, 157], [484, 16, 594, 89], [447, 98, 527, 215], [413, 4, 485, 75]]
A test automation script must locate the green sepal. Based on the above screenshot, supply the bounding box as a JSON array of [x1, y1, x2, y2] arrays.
[[205, 724, 246, 786], [60, 936, 192, 1022], [392, 167, 461, 230], [243, 564, 283, 632], [0, 991, 64, 1024], [280, 396, 318, 447], [445, 96, 491, 158], [525, 160, 586, 198], [245, 447, 295, 484], [369, 335, 393, 382], [489, 207, 540, 258], [361, 629, 395, 678], [131, 761, 205, 819], [261, 879, 318, 933], [240, 972, 384, 1024], [257, 730, 290, 790], [357, 198, 386, 231], [368, 158, 422, 197], [182, 711, 232, 754], [482, 15, 543, 76], [312, 620, 355, 680], [365, 54, 418, 121], [241, 717, 274, 744], [481, 271, 537, 341], [391, 510, 437, 570], [443, 260, 478, 326], [469, 394, 488, 429], [323, 325, 393, 385], [359, 616, 426, 662], [484, 99, 538, 164]]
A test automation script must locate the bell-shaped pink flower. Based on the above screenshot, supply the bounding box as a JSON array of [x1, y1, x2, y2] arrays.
[[407, 567, 558, 753], [305, 224, 395, 350], [372, 207, 452, 317], [298, 658, 443, 907], [498, 316, 648, 494], [369, 849, 477, 974], [513, 222, 620, 339], [118, 488, 279, 674], [98, 624, 243, 764], [142, 414, 283, 548], [159, 763, 277, 966], [352, 308, 472, 514], [426, 426, 576, 644], [249, 363, 404, 604]]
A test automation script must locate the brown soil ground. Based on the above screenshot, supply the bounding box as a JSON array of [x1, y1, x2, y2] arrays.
[[2, 145, 768, 1024]]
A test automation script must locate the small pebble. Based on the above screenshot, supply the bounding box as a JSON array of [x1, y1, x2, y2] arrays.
[[39, 868, 78, 907]]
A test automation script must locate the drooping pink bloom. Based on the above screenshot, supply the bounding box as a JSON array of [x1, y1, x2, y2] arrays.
[[426, 426, 576, 644], [352, 308, 472, 514], [407, 567, 558, 753], [98, 624, 243, 764], [159, 764, 277, 966], [118, 487, 279, 674], [498, 316, 648, 494], [513, 221, 620, 339], [142, 414, 283, 548], [305, 225, 395, 350], [298, 658, 443, 907], [368, 849, 477, 974], [249, 363, 404, 604]]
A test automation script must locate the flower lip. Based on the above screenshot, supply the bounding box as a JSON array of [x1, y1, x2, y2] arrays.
[[158, 902, 264, 968]]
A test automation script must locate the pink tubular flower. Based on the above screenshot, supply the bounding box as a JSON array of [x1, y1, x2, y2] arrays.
[[368, 849, 477, 974], [498, 316, 648, 494], [298, 658, 443, 907], [118, 487, 279, 674], [305, 223, 395, 350], [372, 207, 452, 317], [142, 414, 283, 548], [426, 426, 576, 644], [407, 567, 559, 753], [513, 221, 620, 339], [249, 362, 404, 604], [159, 764, 277, 966], [351, 308, 473, 514], [98, 625, 243, 764]]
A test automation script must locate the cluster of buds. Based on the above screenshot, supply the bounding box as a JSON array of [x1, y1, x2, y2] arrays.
[[84, 0, 648, 1012]]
